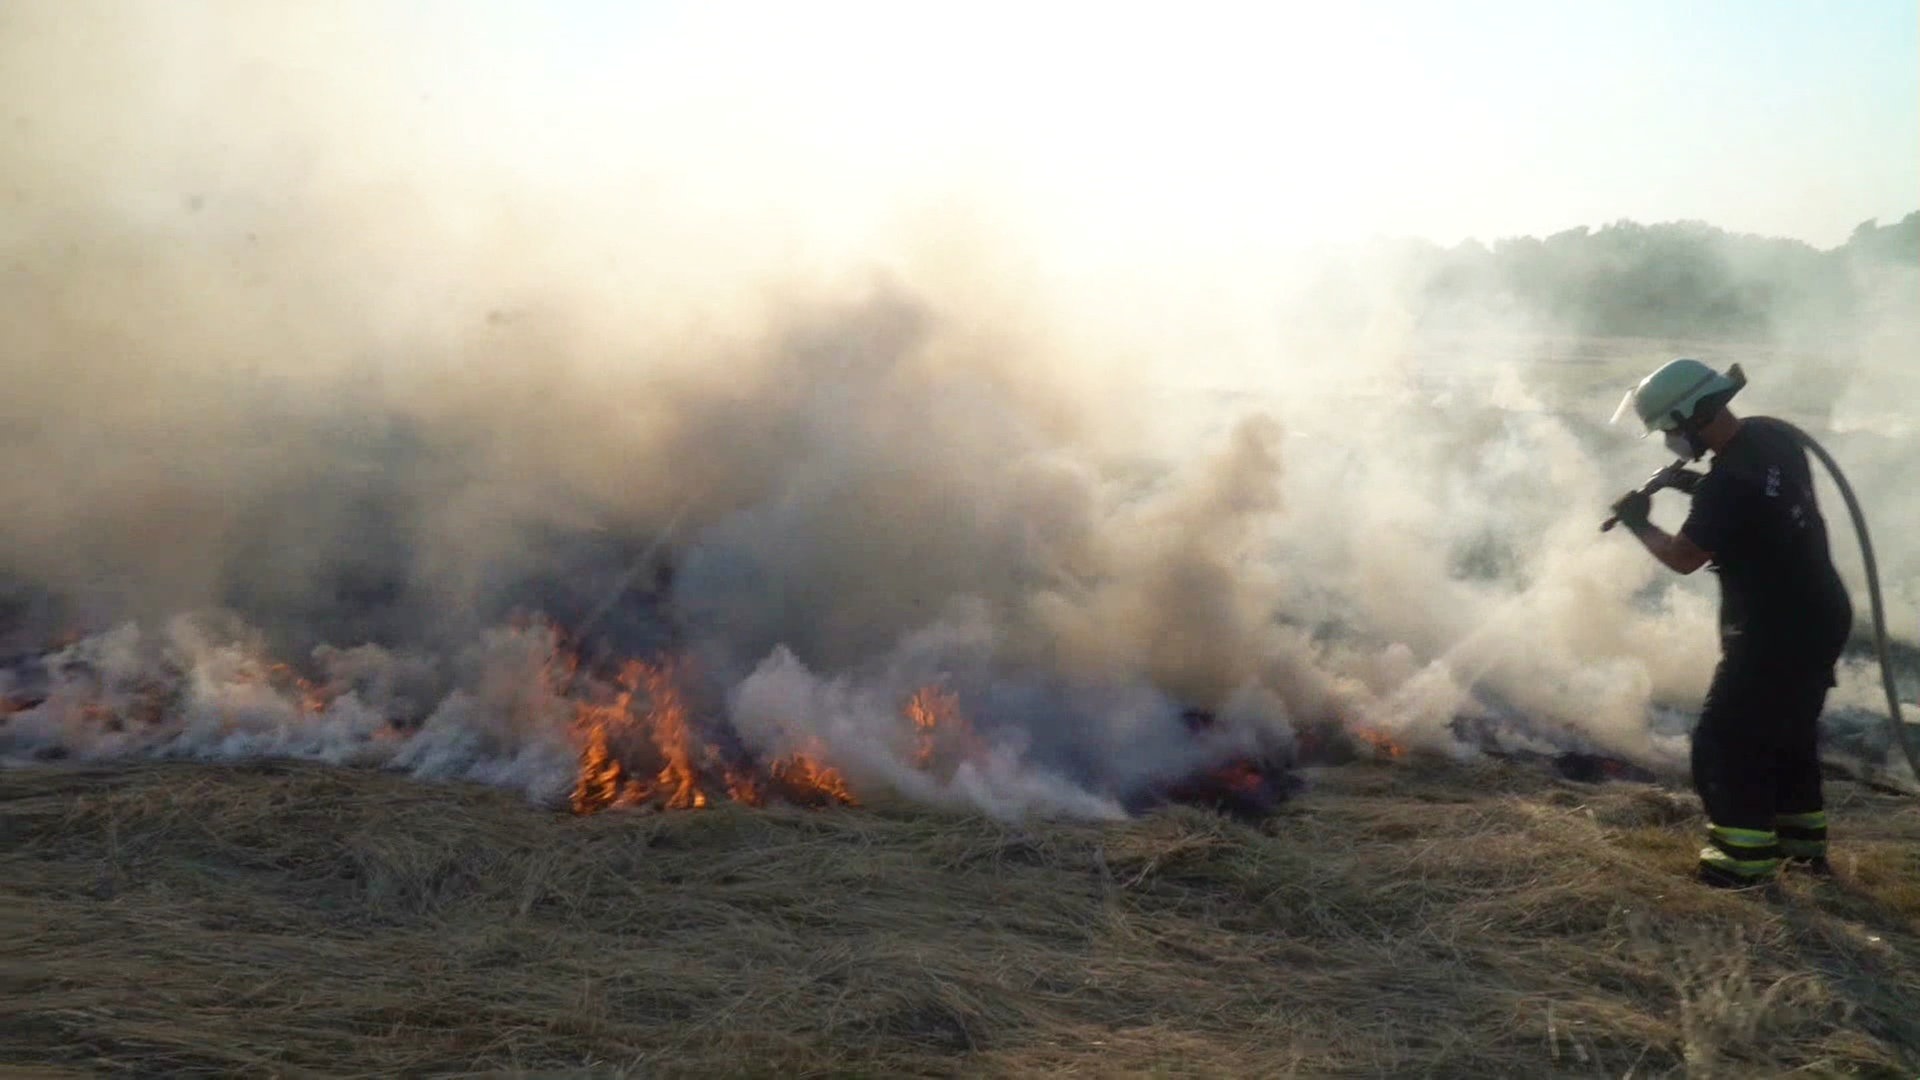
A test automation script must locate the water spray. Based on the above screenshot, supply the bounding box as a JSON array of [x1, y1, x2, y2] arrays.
[[573, 496, 694, 642]]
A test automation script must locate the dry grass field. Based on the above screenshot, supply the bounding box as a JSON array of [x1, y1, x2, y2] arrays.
[[6, 756, 1919, 1078]]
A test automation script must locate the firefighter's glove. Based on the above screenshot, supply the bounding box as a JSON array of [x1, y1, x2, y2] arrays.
[[1666, 468, 1706, 496], [1610, 489, 1653, 532]]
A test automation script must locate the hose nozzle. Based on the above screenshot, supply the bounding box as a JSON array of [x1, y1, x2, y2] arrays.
[[1599, 458, 1693, 532]]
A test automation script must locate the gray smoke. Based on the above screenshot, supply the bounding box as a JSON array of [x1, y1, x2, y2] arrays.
[[2, 4, 1913, 812]]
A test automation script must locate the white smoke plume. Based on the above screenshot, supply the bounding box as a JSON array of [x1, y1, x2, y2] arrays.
[[1, 3, 1913, 813]]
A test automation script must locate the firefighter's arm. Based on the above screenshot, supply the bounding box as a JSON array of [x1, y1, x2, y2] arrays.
[[1611, 490, 1711, 574], [1630, 523, 1712, 574]]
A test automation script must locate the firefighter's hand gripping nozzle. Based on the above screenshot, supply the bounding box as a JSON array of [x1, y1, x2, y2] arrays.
[[1599, 458, 1695, 533]]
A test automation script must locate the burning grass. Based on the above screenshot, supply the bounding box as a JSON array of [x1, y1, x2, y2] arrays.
[[564, 657, 857, 815], [7, 759, 1920, 1076], [553, 645, 1290, 821], [0, 613, 1312, 826]]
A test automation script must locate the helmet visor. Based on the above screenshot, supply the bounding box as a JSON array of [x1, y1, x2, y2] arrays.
[[1608, 386, 1644, 431]]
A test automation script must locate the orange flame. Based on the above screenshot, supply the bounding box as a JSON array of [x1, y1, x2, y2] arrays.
[[906, 685, 953, 766], [566, 644, 857, 815], [267, 663, 332, 715], [904, 684, 981, 776], [1210, 758, 1267, 795], [569, 660, 650, 813], [638, 661, 709, 810], [1352, 725, 1407, 760], [572, 722, 642, 813], [767, 753, 859, 806]]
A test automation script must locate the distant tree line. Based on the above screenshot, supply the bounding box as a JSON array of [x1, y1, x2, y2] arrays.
[[1399, 211, 1918, 339]]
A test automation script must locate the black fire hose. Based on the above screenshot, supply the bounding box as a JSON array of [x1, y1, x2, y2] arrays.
[[1782, 421, 1920, 784], [1603, 430, 1919, 784]]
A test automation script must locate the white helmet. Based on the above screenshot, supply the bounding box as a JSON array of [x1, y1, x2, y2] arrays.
[[1610, 358, 1744, 435]]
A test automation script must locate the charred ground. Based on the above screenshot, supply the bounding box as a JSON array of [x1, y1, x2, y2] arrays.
[[6, 757, 1919, 1077]]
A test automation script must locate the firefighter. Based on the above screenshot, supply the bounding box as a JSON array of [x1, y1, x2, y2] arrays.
[[1610, 358, 1852, 888]]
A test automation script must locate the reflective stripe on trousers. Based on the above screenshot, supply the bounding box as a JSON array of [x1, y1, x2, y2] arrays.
[[1699, 823, 1780, 880], [1774, 809, 1828, 860]]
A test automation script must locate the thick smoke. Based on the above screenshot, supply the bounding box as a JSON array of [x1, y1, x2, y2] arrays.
[[2, 5, 1913, 814]]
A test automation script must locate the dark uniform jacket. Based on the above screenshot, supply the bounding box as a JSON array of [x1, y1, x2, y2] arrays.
[[1679, 416, 1852, 679]]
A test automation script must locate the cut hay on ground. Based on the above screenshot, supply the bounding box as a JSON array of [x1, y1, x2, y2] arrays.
[[5, 759, 1920, 1077]]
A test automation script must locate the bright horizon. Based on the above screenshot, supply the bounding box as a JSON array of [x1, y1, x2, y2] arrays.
[[6, 1, 1914, 395], [424, 0, 1917, 251]]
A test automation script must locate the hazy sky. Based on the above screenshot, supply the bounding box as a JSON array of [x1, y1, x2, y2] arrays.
[[405, 0, 1918, 252]]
